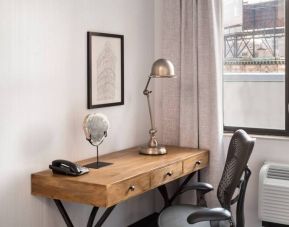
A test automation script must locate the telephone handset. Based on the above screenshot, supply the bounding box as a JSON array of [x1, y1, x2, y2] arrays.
[[49, 159, 89, 176]]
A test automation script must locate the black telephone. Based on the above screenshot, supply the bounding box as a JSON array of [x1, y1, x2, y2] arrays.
[[49, 159, 89, 176]]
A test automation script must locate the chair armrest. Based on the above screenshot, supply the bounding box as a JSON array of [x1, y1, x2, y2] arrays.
[[187, 208, 231, 224], [179, 182, 214, 195]]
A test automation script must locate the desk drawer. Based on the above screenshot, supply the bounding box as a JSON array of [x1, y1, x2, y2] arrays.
[[183, 153, 209, 174], [107, 173, 150, 206], [151, 161, 183, 188]]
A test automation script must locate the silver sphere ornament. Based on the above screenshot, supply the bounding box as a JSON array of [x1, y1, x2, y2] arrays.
[[83, 113, 109, 146]]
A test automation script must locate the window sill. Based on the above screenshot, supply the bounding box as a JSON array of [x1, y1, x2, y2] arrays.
[[223, 132, 289, 141]]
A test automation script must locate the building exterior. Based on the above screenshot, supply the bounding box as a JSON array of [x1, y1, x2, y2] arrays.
[[224, 0, 285, 73]]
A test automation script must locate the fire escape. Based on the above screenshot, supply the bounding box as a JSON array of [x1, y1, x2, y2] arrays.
[[224, 0, 285, 65]]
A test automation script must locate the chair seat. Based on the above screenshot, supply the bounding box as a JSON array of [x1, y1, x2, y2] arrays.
[[158, 205, 230, 227]]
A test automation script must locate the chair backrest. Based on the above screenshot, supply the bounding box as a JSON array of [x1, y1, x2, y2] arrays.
[[217, 129, 255, 211]]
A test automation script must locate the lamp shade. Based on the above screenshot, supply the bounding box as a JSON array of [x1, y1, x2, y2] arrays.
[[150, 59, 175, 78]]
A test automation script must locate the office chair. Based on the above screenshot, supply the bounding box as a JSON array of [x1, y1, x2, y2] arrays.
[[158, 129, 255, 227]]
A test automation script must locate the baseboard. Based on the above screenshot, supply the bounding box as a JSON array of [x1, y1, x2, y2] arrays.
[[262, 221, 289, 227]]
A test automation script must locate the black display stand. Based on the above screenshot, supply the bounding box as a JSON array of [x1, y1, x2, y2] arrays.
[[84, 145, 112, 169], [85, 161, 111, 169]]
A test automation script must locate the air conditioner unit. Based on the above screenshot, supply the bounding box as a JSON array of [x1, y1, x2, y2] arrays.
[[259, 162, 289, 226]]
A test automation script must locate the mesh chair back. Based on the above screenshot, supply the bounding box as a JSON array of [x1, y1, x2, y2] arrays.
[[217, 130, 255, 210]]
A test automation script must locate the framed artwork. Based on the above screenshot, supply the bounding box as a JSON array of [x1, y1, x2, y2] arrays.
[[87, 32, 124, 108]]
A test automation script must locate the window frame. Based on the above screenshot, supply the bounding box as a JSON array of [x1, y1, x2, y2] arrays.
[[223, 0, 289, 136]]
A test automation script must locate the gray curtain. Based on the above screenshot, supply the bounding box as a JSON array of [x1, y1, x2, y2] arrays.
[[155, 0, 224, 206]]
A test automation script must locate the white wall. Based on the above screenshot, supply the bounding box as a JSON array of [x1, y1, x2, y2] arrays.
[[224, 135, 289, 227], [0, 0, 155, 226]]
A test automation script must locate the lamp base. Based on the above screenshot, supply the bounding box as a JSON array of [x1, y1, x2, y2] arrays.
[[139, 146, 167, 155]]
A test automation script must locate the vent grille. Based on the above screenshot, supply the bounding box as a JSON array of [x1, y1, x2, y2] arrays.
[[259, 163, 289, 225], [267, 167, 289, 181]]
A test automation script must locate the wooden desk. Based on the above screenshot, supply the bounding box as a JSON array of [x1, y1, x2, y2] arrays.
[[31, 146, 208, 227]]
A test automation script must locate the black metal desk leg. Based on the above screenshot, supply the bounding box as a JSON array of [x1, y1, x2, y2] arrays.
[[87, 207, 99, 227], [94, 205, 116, 227], [169, 171, 196, 204], [53, 199, 115, 227], [54, 200, 74, 227], [157, 185, 170, 209]]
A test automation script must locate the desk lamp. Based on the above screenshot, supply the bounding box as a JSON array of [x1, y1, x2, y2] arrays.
[[140, 59, 176, 155]]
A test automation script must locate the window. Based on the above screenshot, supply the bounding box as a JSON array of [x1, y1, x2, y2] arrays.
[[223, 0, 289, 135]]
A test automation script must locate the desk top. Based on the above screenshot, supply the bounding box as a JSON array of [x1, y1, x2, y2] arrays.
[[31, 146, 208, 207]]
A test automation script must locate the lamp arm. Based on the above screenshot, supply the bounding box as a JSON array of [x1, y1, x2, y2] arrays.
[[143, 77, 155, 132], [143, 76, 152, 93]]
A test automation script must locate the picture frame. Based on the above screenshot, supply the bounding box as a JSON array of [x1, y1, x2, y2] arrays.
[[87, 32, 124, 108]]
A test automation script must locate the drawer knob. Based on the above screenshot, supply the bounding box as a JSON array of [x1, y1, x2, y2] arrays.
[[196, 160, 202, 165], [166, 171, 173, 176], [129, 185, 135, 191]]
